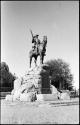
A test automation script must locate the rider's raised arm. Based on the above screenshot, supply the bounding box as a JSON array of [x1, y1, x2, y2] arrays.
[[30, 29, 35, 43], [30, 29, 34, 38]]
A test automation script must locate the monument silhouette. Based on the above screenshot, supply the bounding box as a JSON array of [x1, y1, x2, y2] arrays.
[[5, 31, 70, 102]]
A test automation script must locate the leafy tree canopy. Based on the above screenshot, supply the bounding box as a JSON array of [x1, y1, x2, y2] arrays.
[[45, 59, 73, 91], [0, 62, 16, 91]]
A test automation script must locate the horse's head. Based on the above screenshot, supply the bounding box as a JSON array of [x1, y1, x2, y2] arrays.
[[43, 36, 47, 41], [38, 35, 47, 56], [42, 36, 47, 48]]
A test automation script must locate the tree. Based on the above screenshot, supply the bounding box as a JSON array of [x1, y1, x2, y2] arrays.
[[45, 59, 73, 91], [0, 62, 16, 91]]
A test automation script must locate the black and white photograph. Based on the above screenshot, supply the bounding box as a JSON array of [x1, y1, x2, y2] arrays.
[[1, 1, 79, 124]]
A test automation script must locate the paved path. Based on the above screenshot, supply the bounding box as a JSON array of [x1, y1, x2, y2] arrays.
[[1, 98, 79, 124]]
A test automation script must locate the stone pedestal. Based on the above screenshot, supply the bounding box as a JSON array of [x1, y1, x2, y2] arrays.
[[22, 64, 51, 94], [5, 64, 51, 101]]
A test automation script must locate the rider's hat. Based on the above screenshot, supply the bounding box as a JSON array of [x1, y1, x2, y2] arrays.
[[34, 34, 39, 38]]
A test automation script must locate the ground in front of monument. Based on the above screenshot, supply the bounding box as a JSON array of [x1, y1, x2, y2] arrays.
[[1, 98, 79, 124]]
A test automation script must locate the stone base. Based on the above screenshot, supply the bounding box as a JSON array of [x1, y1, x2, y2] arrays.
[[60, 92, 70, 100], [36, 94, 58, 101], [5, 64, 61, 102], [20, 92, 37, 102], [5, 95, 13, 101]]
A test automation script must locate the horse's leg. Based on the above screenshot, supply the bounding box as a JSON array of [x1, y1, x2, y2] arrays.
[[40, 53, 43, 65], [34, 56, 37, 67], [42, 54, 44, 64], [30, 56, 32, 68], [40, 53, 44, 64]]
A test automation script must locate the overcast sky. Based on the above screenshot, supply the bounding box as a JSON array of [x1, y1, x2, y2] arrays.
[[1, 1, 79, 89]]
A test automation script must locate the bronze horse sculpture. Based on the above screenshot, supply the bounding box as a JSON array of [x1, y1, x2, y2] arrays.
[[29, 36, 47, 68]]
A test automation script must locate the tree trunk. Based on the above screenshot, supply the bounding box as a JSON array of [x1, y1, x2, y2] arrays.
[[59, 82, 61, 90]]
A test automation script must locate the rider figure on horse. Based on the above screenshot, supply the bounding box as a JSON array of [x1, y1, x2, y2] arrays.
[[30, 30, 41, 53], [32, 34, 41, 53], [29, 30, 47, 67]]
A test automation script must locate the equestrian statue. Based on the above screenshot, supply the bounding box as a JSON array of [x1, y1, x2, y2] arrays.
[[29, 30, 47, 68]]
